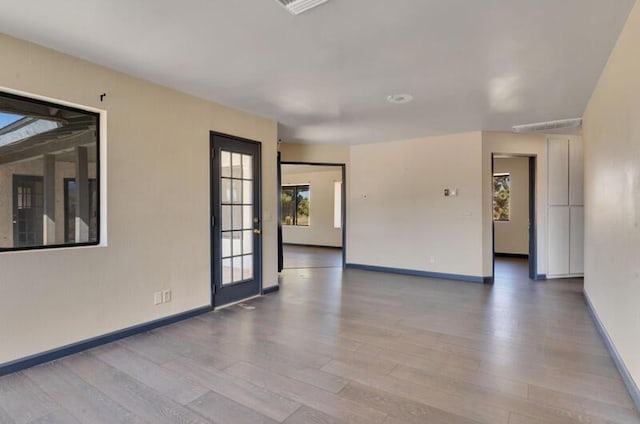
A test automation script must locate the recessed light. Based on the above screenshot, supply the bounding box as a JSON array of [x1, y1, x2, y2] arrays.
[[387, 94, 413, 104]]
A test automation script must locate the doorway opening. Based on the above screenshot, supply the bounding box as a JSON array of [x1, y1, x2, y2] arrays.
[[277, 161, 346, 271], [491, 154, 537, 282]]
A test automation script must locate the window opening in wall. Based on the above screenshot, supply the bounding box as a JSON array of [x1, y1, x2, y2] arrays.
[[0, 91, 100, 251], [281, 184, 310, 226], [493, 173, 511, 221]]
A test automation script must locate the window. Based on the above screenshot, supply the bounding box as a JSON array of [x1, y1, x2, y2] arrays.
[[493, 173, 510, 221], [0, 91, 100, 251], [334, 181, 342, 228], [281, 184, 310, 226]]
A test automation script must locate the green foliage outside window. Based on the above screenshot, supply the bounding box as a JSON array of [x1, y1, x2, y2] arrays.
[[493, 174, 510, 221], [281, 185, 310, 226]]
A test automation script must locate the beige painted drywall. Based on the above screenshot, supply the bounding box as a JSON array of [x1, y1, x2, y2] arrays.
[[482, 132, 548, 277], [493, 157, 530, 255], [347, 132, 485, 277], [583, 0, 640, 391], [279, 142, 349, 165], [282, 166, 342, 247], [0, 34, 278, 365]]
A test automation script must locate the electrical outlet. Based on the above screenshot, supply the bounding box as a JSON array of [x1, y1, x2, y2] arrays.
[[429, 256, 435, 264], [153, 291, 163, 305], [163, 290, 172, 303]]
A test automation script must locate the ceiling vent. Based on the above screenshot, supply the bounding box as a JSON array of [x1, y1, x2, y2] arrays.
[[275, 0, 329, 15], [512, 118, 582, 133]]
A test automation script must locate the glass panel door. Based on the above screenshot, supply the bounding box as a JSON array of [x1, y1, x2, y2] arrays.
[[211, 133, 261, 307]]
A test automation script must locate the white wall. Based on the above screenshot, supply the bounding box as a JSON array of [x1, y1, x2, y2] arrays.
[[347, 132, 485, 278], [282, 165, 342, 247], [0, 34, 278, 365], [583, 0, 640, 393], [493, 157, 529, 255], [482, 132, 548, 277]]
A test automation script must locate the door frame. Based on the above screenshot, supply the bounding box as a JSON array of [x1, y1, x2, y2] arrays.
[[278, 161, 347, 268], [490, 154, 538, 280], [210, 131, 263, 307]]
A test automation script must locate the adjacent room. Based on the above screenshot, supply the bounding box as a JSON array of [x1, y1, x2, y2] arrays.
[[1, 1, 640, 423], [280, 164, 344, 270]]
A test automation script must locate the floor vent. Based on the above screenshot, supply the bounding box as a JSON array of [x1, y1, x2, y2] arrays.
[[275, 0, 329, 15]]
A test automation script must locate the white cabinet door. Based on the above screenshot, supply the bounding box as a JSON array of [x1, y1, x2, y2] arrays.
[[548, 138, 569, 205], [548, 206, 570, 276], [570, 206, 584, 274], [569, 137, 584, 206]]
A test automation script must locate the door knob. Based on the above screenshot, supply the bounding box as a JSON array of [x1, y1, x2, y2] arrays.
[[253, 229, 261, 235]]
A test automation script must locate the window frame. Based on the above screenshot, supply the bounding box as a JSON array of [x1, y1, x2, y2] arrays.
[[281, 183, 310, 226], [0, 90, 102, 253]]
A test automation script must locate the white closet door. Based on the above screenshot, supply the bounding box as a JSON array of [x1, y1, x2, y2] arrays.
[[548, 206, 570, 276], [570, 206, 584, 274], [569, 137, 584, 206], [548, 138, 569, 205]]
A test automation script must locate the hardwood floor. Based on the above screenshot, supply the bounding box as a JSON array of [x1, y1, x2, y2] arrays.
[[283, 245, 342, 269], [1, 258, 638, 423]]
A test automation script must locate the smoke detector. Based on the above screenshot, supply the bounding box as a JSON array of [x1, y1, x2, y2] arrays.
[[387, 94, 413, 104], [275, 0, 329, 15]]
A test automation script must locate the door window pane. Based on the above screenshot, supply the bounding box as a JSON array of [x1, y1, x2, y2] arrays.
[[221, 151, 231, 178], [233, 256, 243, 283], [232, 153, 242, 178], [242, 230, 253, 254], [232, 180, 242, 204], [222, 258, 232, 285], [242, 255, 253, 280], [221, 205, 232, 231], [222, 232, 232, 257], [232, 206, 242, 230], [221, 178, 231, 203], [242, 155, 253, 180]]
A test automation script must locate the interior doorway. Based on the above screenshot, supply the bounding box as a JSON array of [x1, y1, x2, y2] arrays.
[[491, 154, 537, 281], [277, 161, 346, 271]]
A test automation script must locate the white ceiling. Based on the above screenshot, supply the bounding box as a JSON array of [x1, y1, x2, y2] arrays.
[[0, 0, 634, 145]]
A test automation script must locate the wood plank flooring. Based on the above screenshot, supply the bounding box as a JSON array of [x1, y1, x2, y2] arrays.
[[1, 255, 639, 423], [282, 245, 342, 269]]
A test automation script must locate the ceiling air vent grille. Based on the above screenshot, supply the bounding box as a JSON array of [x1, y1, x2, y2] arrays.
[[275, 0, 329, 15]]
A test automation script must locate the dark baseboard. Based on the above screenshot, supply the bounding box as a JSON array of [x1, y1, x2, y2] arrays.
[[262, 285, 280, 295], [584, 291, 640, 411], [283, 243, 342, 249], [0, 305, 212, 377], [345, 263, 489, 284], [535, 274, 547, 281], [495, 253, 529, 259]]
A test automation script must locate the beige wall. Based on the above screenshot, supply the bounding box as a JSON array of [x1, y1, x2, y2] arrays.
[[482, 132, 548, 276], [493, 157, 530, 255], [347, 132, 485, 277], [583, 0, 640, 391], [282, 167, 342, 247], [0, 34, 278, 365], [279, 142, 349, 165]]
